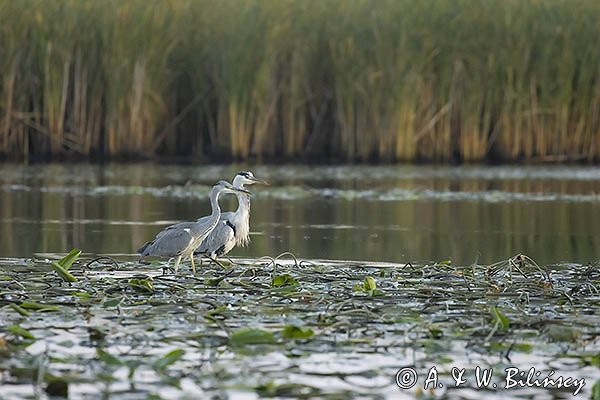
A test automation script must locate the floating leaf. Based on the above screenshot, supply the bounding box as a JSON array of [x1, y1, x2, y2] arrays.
[[124, 359, 143, 380], [592, 379, 600, 400], [73, 291, 91, 300], [19, 301, 59, 312], [353, 276, 384, 296], [57, 249, 82, 271], [512, 343, 533, 353], [205, 275, 228, 287], [96, 348, 122, 366], [153, 349, 185, 370], [546, 324, 581, 342], [255, 381, 277, 397], [103, 297, 123, 308], [7, 325, 35, 340], [51, 262, 78, 282], [428, 327, 443, 339], [364, 276, 377, 291], [491, 307, 510, 331], [281, 325, 314, 340], [128, 277, 154, 292], [50, 249, 82, 282], [271, 274, 298, 287], [229, 328, 276, 346], [9, 303, 30, 316], [255, 382, 308, 397]]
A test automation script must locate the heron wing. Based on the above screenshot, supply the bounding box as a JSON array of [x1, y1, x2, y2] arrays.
[[138, 226, 194, 257], [154, 221, 195, 240], [194, 211, 235, 253], [195, 219, 235, 256], [137, 220, 195, 254]]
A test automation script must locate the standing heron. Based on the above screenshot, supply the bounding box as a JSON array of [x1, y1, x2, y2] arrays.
[[137, 180, 250, 274], [195, 171, 269, 260]]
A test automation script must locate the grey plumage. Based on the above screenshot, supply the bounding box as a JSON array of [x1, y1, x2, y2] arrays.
[[137, 180, 250, 274], [137, 226, 193, 257], [195, 171, 268, 259], [199, 217, 236, 257]]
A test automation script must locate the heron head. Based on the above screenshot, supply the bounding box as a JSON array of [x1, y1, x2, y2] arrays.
[[233, 171, 269, 187], [214, 180, 251, 195]]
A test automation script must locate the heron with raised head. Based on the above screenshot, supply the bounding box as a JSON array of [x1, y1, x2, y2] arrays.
[[196, 171, 269, 260], [137, 180, 250, 274]]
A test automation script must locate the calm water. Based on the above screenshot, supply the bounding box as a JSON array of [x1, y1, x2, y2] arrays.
[[1, 163, 599, 265]]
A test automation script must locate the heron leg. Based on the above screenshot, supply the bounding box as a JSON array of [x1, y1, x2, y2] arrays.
[[222, 255, 235, 266], [208, 255, 226, 269], [190, 255, 196, 274], [173, 256, 182, 275]]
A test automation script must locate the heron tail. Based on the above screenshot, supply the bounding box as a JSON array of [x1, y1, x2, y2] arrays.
[[137, 241, 152, 255]]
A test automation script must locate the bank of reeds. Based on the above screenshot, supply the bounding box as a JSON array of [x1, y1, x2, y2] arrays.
[[0, 0, 599, 162]]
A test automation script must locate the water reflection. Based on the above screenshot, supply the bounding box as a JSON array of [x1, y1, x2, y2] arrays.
[[0, 163, 599, 264]]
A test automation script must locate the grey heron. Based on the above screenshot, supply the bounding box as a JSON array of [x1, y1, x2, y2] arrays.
[[195, 171, 269, 260], [137, 180, 250, 274]]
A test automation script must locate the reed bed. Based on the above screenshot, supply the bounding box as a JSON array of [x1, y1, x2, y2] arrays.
[[0, 0, 598, 162]]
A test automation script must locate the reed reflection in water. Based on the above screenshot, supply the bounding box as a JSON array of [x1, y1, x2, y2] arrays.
[[0, 163, 599, 265]]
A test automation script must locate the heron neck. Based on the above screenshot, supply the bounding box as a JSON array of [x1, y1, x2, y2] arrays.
[[209, 189, 222, 221], [191, 187, 222, 236], [234, 192, 250, 218]]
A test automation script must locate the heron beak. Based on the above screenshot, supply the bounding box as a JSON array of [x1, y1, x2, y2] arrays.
[[251, 177, 270, 186]]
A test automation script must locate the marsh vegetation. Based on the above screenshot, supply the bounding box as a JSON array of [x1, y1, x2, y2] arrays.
[[0, 0, 599, 162], [0, 253, 599, 398]]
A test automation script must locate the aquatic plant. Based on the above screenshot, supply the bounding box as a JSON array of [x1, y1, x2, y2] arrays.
[[0, 253, 598, 397], [0, 0, 598, 162]]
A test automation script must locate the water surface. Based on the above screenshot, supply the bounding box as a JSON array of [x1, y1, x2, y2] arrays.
[[1, 163, 599, 265], [1, 164, 600, 399], [0, 255, 598, 399]]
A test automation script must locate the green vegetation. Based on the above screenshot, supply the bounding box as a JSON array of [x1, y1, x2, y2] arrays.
[[50, 248, 81, 282], [0, 0, 599, 162], [352, 275, 384, 295], [0, 253, 598, 397]]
